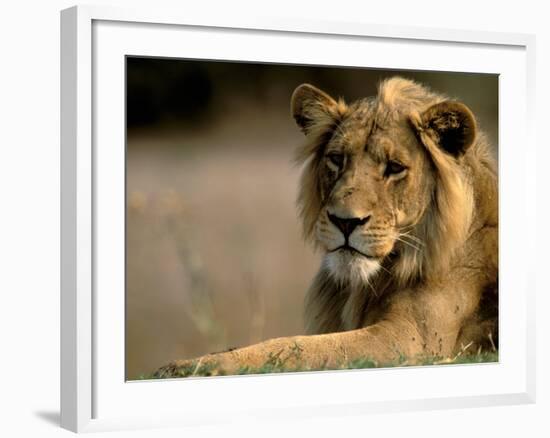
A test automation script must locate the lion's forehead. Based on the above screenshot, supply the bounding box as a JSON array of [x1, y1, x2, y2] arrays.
[[345, 100, 376, 126], [333, 106, 373, 147], [334, 103, 415, 160]]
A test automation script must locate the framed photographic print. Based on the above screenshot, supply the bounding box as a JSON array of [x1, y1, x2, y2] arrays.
[[60, 4, 536, 433]]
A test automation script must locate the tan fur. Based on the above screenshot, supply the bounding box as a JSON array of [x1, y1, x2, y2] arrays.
[[156, 77, 498, 376]]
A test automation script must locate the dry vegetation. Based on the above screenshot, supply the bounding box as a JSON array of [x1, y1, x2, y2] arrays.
[[145, 350, 498, 380]]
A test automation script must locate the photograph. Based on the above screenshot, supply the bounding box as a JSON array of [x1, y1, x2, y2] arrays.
[[125, 57, 499, 380]]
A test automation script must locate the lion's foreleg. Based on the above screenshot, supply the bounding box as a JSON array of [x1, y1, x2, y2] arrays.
[[155, 321, 424, 377]]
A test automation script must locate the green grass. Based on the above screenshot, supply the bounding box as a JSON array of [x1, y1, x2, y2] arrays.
[[138, 351, 498, 380]]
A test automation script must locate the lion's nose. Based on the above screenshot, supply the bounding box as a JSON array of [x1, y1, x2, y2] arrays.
[[327, 212, 371, 238]]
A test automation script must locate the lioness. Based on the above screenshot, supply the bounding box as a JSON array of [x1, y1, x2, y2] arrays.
[[156, 77, 498, 377]]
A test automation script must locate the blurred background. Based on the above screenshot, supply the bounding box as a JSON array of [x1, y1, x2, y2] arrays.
[[125, 57, 498, 380]]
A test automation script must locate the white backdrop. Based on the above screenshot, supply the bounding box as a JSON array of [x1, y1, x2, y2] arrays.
[[0, 0, 547, 437]]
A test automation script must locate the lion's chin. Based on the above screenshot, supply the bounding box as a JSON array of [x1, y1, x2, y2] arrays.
[[323, 250, 381, 289]]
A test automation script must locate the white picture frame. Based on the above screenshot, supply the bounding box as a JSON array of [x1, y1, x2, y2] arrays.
[[60, 4, 536, 433]]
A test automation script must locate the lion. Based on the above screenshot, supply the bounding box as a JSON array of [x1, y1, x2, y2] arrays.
[[155, 77, 498, 378]]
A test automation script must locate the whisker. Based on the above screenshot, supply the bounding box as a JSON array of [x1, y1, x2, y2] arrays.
[[399, 234, 425, 246], [398, 231, 425, 246], [396, 237, 421, 251], [395, 236, 421, 252], [397, 224, 417, 234], [365, 274, 378, 298]]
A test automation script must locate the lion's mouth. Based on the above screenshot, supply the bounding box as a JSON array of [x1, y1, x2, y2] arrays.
[[330, 245, 379, 260]]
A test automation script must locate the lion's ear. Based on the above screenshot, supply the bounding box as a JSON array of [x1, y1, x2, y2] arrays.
[[291, 84, 345, 135], [416, 101, 477, 157]]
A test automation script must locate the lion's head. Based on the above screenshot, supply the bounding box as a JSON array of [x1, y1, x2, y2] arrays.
[[291, 77, 477, 289]]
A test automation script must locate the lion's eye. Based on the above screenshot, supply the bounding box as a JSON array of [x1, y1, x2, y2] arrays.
[[326, 153, 344, 169], [385, 160, 407, 177]]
